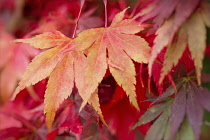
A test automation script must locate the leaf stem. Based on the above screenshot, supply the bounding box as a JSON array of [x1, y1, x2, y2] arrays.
[[72, 0, 85, 38], [103, 0, 108, 27]]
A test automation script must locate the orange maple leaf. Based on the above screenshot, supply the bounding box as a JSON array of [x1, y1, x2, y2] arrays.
[[12, 9, 150, 130]]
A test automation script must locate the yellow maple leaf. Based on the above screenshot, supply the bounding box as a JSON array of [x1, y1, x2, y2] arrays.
[[12, 9, 150, 130]]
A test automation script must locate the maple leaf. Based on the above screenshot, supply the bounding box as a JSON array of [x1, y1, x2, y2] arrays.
[[148, 0, 209, 85], [12, 9, 150, 129], [160, 2, 210, 84], [65, 8, 151, 110], [159, 27, 188, 83]]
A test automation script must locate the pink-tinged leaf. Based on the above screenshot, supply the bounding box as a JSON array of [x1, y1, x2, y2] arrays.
[[160, 27, 188, 83], [148, 0, 199, 77], [186, 85, 204, 140], [11, 46, 65, 100], [169, 87, 186, 139], [44, 53, 74, 130], [186, 12, 206, 85], [148, 18, 177, 76], [15, 30, 72, 49]]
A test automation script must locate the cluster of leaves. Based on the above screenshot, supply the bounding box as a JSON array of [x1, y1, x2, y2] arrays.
[[12, 8, 151, 130], [132, 77, 210, 140], [0, 0, 210, 140]]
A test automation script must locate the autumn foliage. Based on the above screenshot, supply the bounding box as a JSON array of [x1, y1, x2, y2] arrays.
[[0, 0, 210, 140]]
